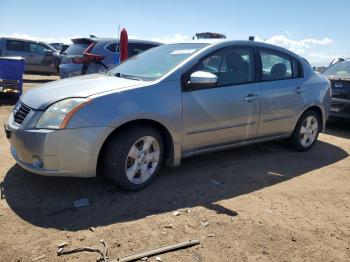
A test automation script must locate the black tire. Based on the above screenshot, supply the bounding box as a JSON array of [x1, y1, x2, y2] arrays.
[[102, 126, 164, 191], [288, 109, 321, 151]]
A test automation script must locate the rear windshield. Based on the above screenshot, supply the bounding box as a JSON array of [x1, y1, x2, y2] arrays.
[[63, 43, 89, 55]]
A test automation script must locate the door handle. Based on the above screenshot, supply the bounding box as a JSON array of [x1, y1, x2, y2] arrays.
[[294, 86, 304, 94], [244, 93, 259, 102]]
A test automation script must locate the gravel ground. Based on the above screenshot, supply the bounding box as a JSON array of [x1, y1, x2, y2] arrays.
[[0, 74, 349, 262]]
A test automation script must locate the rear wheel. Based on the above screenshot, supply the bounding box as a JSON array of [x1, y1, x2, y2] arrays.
[[102, 127, 164, 191], [289, 110, 321, 151]]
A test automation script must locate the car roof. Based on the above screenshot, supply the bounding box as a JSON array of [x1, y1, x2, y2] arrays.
[[172, 39, 304, 60], [71, 37, 162, 45], [173, 39, 226, 44], [0, 37, 51, 46], [177, 39, 288, 50]]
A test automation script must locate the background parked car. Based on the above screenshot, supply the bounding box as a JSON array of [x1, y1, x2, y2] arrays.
[[329, 57, 346, 66], [49, 42, 64, 51], [50, 43, 70, 54], [0, 37, 60, 75], [59, 37, 161, 78], [322, 59, 350, 119]]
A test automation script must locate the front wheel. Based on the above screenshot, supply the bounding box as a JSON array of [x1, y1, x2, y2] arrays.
[[102, 127, 164, 191], [289, 110, 321, 151]]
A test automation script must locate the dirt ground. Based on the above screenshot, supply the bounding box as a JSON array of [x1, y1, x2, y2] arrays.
[[0, 74, 349, 262]]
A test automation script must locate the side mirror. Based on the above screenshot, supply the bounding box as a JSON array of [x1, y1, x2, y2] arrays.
[[188, 71, 218, 88]]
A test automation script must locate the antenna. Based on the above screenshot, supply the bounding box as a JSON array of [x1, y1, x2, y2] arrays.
[[116, 24, 121, 52]]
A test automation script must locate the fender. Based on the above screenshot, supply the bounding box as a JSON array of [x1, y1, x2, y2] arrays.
[[293, 101, 326, 133]]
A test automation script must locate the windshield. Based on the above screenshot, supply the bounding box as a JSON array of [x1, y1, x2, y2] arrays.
[[323, 61, 350, 78], [107, 43, 208, 81]]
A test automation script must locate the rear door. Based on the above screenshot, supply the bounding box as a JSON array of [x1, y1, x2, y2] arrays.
[[182, 46, 261, 153], [257, 48, 305, 137]]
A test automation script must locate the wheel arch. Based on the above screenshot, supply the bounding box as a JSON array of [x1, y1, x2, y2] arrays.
[[97, 119, 175, 175], [294, 104, 324, 132]]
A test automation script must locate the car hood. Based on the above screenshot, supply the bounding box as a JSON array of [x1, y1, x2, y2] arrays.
[[22, 74, 142, 110], [323, 74, 350, 81]]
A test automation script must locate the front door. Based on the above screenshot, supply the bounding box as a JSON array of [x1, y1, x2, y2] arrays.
[[27, 42, 54, 73], [182, 46, 261, 153]]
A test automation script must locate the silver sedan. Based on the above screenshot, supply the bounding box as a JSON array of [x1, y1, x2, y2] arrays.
[[5, 40, 331, 190]]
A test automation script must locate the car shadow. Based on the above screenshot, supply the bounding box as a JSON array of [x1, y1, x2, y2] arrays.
[[0, 94, 18, 106], [23, 78, 56, 83], [325, 118, 350, 139], [0, 99, 16, 106], [2, 140, 348, 231]]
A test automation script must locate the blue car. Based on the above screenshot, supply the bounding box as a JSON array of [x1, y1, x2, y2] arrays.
[[59, 37, 161, 78]]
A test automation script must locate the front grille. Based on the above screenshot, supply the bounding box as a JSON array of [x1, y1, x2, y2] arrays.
[[13, 103, 31, 125], [330, 79, 350, 99]]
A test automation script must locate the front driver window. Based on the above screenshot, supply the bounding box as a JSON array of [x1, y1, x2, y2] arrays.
[[29, 43, 46, 54], [194, 47, 255, 86]]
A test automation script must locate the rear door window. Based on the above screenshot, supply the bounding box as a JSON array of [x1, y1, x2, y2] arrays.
[[6, 40, 26, 52], [106, 43, 119, 53], [63, 43, 89, 55], [259, 49, 293, 81]]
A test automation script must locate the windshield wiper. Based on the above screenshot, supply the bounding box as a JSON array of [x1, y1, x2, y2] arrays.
[[103, 71, 113, 76], [115, 73, 142, 81]]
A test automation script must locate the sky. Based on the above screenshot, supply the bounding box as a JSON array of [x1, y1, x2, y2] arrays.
[[1, 0, 349, 66]]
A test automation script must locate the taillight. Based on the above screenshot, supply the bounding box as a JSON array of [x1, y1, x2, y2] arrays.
[[72, 54, 104, 64], [72, 56, 86, 64], [72, 42, 104, 64], [84, 53, 104, 61], [84, 42, 95, 53]]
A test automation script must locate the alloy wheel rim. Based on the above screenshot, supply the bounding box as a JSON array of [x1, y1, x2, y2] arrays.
[[299, 116, 318, 147], [125, 136, 160, 184]]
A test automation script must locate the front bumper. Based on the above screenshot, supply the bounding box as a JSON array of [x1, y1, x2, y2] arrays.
[[330, 98, 350, 119], [6, 116, 113, 178]]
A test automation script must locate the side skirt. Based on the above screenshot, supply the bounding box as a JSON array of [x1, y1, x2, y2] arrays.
[[182, 134, 291, 159]]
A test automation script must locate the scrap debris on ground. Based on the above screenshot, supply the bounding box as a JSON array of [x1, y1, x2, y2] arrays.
[[56, 239, 200, 262], [58, 239, 108, 262]]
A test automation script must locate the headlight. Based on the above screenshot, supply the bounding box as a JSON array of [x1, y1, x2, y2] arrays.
[[36, 98, 91, 129]]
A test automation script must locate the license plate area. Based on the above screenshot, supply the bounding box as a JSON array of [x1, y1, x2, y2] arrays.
[[331, 103, 344, 112]]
